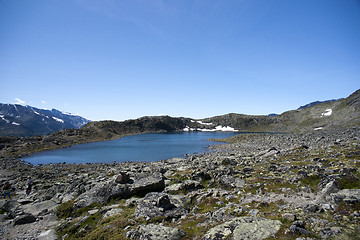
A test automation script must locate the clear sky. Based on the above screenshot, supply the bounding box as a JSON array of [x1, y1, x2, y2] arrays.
[[1, 0, 359, 121]]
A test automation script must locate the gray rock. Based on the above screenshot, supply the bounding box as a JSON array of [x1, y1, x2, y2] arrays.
[[37, 229, 58, 240], [282, 213, 296, 221], [331, 189, 360, 203], [126, 224, 186, 240], [1, 200, 20, 212], [22, 200, 58, 216], [101, 207, 123, 220], [316, 180, 340, 202], [115, 172, 130, 184], [14, 213, 37, 225], [133, 192, 187, 220], [181, 180, 204, 191], [165, 180, 203, 193], [202, 216, 282, 240], [164, 183, 183, 193], [75, 172, 165, 208], [219, 176, 245, 188], [319, 227, 341, 239], [303, 204, 321, 213], [290, 225, 312, 236], [248, 209, 259, 217], [17, 197, 34, 205]]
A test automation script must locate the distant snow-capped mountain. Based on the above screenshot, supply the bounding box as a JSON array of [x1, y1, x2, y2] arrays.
[[0, 104, 91, 137]]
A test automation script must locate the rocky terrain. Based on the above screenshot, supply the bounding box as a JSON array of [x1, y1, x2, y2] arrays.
[[1, 127, 360, 239]]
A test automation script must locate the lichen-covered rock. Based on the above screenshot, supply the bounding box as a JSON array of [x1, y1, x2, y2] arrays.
[[219, 175, 245, 188], [202, 217, 282, 240], [126, 224, 186, 240], [330, 189, 360, 203], [133, 192, 187, 220], [165, 180, 203, 193]]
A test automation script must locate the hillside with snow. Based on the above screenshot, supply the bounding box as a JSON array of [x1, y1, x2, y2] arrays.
[[200, 89, 360, 132], [0, 104, 90, 137]]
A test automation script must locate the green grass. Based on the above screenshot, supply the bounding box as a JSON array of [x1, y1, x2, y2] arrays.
[[338, 172, 360, 189], [177, 215, 210, 239], [299, 174, 321, 192]]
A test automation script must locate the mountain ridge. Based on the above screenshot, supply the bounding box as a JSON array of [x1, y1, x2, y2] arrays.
[[0, 89, 359, 159], [0, 104, 90, 137]]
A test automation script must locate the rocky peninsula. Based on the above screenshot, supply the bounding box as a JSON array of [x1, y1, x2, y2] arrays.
[[1, 126, 360, 240]]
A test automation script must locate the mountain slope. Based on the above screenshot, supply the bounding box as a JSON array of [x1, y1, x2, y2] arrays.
[[199, 89, 360, 132], [0, 104, 90, 137]]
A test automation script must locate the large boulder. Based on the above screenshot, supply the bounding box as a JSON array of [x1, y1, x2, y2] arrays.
[[133, 192, 187, 220], [202, 217, 282, 240], [75, 172, 165, 208], [331, 189, 360, 203], [1, 200, 20, 213], [14, 213, 37, 225], [126, 224, 186, 240]]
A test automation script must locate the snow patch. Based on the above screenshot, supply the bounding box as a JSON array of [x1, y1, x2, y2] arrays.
[[33, 110, 41, 115], [197, 121, 213, 126], [214, 125, 238, 131], [321, 109, 332, 117], [52, 117, 64, 123], [183, 126, 195, 131], [60, 110, 80, 116], [12, 122, 20, 126], [0, 115, 10, 124], [183, 125, 238, 132]]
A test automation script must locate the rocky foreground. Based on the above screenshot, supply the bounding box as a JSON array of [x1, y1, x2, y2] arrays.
[[1, 127, 360, 240]]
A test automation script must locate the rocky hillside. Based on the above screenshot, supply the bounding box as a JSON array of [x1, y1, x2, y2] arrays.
[[0, 104, 90, 137], [1, 127, 359, 239], [199, 89, 360, 132]]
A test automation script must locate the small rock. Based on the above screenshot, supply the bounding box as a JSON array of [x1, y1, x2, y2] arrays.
[[282, 213, 296, 221], [115, 172, 130, 184], [88, 209, 99, 215], [320, 227, 342, 239]]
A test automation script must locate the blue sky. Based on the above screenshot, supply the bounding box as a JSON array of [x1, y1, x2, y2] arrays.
[[1, 0, 359, 121]]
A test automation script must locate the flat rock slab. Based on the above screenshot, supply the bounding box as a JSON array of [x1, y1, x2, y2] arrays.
[[37, 229, 58, 240], [23, 200, 58, 216], [126, 224, 186, 240], [331, 189, 360, 203], [202, 216, 282, 240], [101, 208, 123, 220]]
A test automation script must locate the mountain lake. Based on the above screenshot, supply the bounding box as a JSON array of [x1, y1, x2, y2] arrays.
[[21, 132, 240, 165]]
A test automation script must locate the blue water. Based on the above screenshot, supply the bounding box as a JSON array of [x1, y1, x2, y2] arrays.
[[21, 132, 238, 165]]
